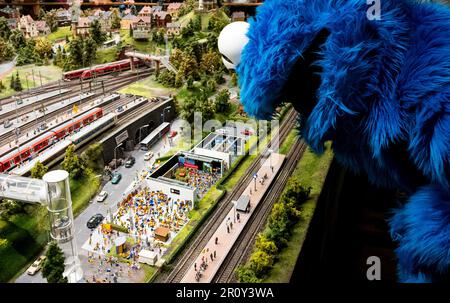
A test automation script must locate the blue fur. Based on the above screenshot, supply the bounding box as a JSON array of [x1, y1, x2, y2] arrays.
[[389, 185, 450, 282], [237, 0, 450, 281]]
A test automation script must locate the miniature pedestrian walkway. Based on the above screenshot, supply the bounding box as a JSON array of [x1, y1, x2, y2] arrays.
[[180, 153, 285, 283]]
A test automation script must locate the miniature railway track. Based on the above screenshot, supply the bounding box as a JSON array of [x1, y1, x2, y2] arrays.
[[0, 71, 106, 105], [0, 69, 153, 144], [212, 138, 307, 283], [0, 67, 152, 122], [162, 108, 298, 283]]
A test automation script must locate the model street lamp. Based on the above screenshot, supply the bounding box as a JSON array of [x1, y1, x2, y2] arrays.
[[267, 148, 274, 171], [161, 106, 171, 123]]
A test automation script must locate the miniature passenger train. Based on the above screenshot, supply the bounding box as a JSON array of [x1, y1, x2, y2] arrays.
[[62, 58, 144, 81], [0, 108, 105, 173]]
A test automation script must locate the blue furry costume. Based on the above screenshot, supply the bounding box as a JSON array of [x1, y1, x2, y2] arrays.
[[236, 0, 449, 282]]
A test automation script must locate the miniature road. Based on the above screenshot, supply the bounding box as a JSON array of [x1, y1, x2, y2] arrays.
[[15, 119, 183, 283]]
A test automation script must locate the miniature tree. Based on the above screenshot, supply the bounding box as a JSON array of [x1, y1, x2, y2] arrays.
[[44, 10, 58, 32], [81, 143, 104, 172], [0, 17, 11, 40], [0, 38, 13, 62], [110, 8, 121, 30], [214, 89, 231, 113], [0, 238, 8, 250], [129, 24, 133, 37], [14, 72, 22, 92], [42, 242, 68, 283], [61, 144, 85, 179], [34, 37, 53, 60], [9, 73, 15, 89], [90, 19, 106, 45], [83, 37, 97, 67], [231, 72, 238, 87], [30, 161, 48, 179]]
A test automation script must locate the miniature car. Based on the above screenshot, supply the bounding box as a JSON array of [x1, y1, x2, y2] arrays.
[[111, 172, 122, 184], [26, 256, 46, 276], [125, 157, 135, 168], [169, 131, 178, 138], [96, 191, 108, 203], [4, 120, 13, 128], [87, 214, 104, 229], [144, 152, 154, 161], [117, 105, 124, 113]]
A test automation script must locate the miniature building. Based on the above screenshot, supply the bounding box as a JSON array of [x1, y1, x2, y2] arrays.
[[146, 127, 246, 204], [122, 8, 132, 16], [56, 9, 72, 26], [232, 11, 246, 22], [151, 6, 163, 14], [132, 17, 152, 40], [153, 11, 172, 28], [154, 227, 171, 242], [115, 236, 127, 254], [138, 249, 158, 266], [166, 22, 182, 36], [18, 15, 50, 38], [120, 13, 136, 30], [98, 10, 113, 31], [7, 18, 17, 30], [75, 17, 91, 37], [138, 6, 153, 18], [0, 6, 20, 19], [167, 2, 185, 19]]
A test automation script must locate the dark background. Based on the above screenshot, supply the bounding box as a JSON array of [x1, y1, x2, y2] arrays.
[[292, 159, 398, 282]]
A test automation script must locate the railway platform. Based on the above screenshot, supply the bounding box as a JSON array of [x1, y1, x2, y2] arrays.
[[0, 92, 95, 137], [180, 152, 285, 283], [0, 93, 120, 157], [0, 89, 71, 117]]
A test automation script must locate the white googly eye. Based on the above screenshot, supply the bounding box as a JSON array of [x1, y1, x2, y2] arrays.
[[218, 21, 250, 70]]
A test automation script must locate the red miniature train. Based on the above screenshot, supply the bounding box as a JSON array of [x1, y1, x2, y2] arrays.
[[62, 59, 143, 81], [0, 108, 103, 173]]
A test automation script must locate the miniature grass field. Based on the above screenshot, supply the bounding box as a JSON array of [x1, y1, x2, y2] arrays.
[[47, 26, 72, 43], [93, 47, 119, 65], [263, 142, 334, 282], [118, 75, 177, 99], [119, 30, 167, 55], [0, 64, 63, 98], [0, 208, 48, 282], [70, 171, 101, 216]]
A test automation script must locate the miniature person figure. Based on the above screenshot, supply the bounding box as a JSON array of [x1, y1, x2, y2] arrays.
[[230, 222, 233, 230], [227, 225, 230, 233], [215, 237, 218, 245], [237, 213, 240, 223], [214, 251, 216, 259], [210, 253, 214, 261], [194, 263, 197, 271]]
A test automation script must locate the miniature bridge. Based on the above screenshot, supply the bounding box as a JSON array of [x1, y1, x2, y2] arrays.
[[124, 51, 178, 74]]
